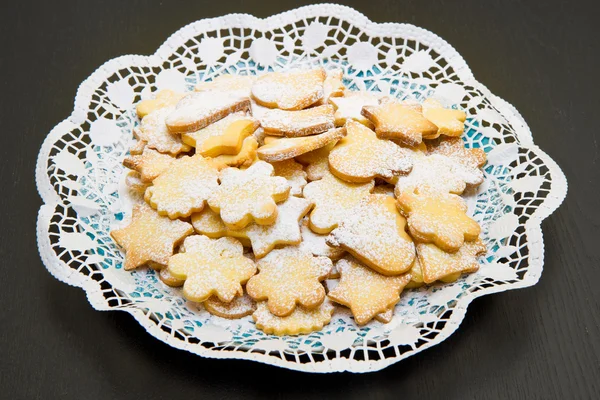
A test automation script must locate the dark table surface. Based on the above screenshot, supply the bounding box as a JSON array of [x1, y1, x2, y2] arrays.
[[1, 0, 598, 398]]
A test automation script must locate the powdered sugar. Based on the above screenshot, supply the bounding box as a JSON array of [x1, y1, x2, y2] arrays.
[[251, 68, 325, 110], [136, 106, 191, 154], [259, 105, 335, 137]]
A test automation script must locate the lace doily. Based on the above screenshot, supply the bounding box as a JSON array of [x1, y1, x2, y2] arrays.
[[35, 4, 567, 373]]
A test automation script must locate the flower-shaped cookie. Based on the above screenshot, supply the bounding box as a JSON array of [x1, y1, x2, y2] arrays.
[[145, 154, 219, 219], [251, 68, 326, 110], [421, 98, 467, 139], [167, 235, 257, 303], [208, 161, 290, 229], [135, 106, 191, 155], [426, 136, 486, 184], [110, 203, 193, 270], [327, 257, 412, 325], [416, 239, 487, 283], [362, 100, 438, 146], [246, 247, 332, 317], [328, 120, 413, 183], [252, 299, 334, 335], [397, 188, 481, 252], [327, 194, 416, 275], [303, 171, 374, 234]]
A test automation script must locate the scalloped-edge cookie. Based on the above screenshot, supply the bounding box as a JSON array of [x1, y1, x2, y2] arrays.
[[327, 257, 412, 325], [252, 299, 334, 336], [362, 100, 438, 146], [136, 89, 185, 119], [208, 161, 290, 229], [397, 187, 481, 252], [251, 68, 326, 110], [257, 127, 346, 162], [259, 105, 335, 137], [328, 120, 413, 183], [204, 292, 257, 319], [327, 194, 416, 275], [166, 91, 251, 134], [145, 154, 219, 219], [110, 203, 193, 270], [167, 235, 257, 303], [135, 106, 192, 155], [303, 171, 374, 234], [246, 247, 332, 317], [417, 239, 486, 283]]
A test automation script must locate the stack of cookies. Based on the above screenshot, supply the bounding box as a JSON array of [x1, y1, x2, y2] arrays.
[[111, 67, 487, 335]]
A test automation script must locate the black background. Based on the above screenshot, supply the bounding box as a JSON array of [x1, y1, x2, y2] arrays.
[[1, 0, 599, 399]]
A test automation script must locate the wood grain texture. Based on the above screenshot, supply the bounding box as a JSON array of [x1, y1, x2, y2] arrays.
[[0, 0, 598, 398]]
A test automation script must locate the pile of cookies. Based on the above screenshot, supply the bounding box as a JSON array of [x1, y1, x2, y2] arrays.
[[111, 68, 487, 336]]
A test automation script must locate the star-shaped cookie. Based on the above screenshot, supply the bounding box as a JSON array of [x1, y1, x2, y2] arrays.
[[421, 98, 467, 139], [110, 203, 193, 270], [416, 239, 486, 283], [167, 235, 257, 303], [122, 147, 175, 183]]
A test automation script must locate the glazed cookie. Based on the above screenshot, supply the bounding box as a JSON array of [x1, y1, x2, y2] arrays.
[[251, 68, 326, 110], [241, 197, 313, 258], [135, 107, 192, 155], [259, 105, 335, 137], [416, 239, 486, 284], [166, 91, 251, 134], [295, 141, 337, 181], [327, 194, 416, 275], [426, 137, 486, 184], [270, 159, 307, 196], [208, 161, 290, 229], [204, 292, 257, 319], [396, 187, 481, 252], [194, 74, 256, 95], [136, 89, 185, 119], [329, 91, 379, 127], [209, 136, 259, 170], [167, 235, 257, 303], [421, 99, 467, 139], [327, 257, 412, 325], [181, 112, 258, 154], [246, 247, 332, 317], [394, 153, 483, 196], [122, 148, 175, 183], [328, 120, 412, 183], [257, 127, 346, 162], [145, 154, 219, 219], [252, 300, 334, 336], [299, 218, 346, 261], [303, 171, 374, 234], [110, 203, 193, 270], [362, 100, 438, 146]]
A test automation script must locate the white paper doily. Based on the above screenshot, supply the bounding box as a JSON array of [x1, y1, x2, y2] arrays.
[[35, 4, 567, 373]]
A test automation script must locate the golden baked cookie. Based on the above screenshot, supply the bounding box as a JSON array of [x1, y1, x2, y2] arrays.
[[328, 120, 413, 183], [327, 257, 412, 325], [110, 203, 193, 270], [421, 98, 466, 139], [145, 154, 219, 219], [194, 74, 256, 95], [315, 68, 345, 104], [327, 194, 416, 275], [251, 68, 326, 110], [135, 106, 192, 155], [122, 148, 175, 183], [136, 89, 185, 119], [208, 136, 259, 170], [259, 105, 335, 137], [204, 292, 257, 319], [181, 113, 258, 156], [416, 239, 486, 283], [270, 158, 307, 196], [166, 91, 251, 134], [374, 308, 394, 324], [397, 187, 481, 252], [426, 136, 486, 186], [125, 171, 150, 194], [299, 218, 346, 261], [167, 235, 257, 303], [329, 91, 379, 127], [128, 139, 146, 155], [257, 127, 346, 162], [303, 171, 374, 234], [362, 100, 437, 146], [208, 161, 290, 229], [252, 299, 334, 335], [295, 141, 337, 181], [246, 247, 332, 317], [190, 207, 251, 247]]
